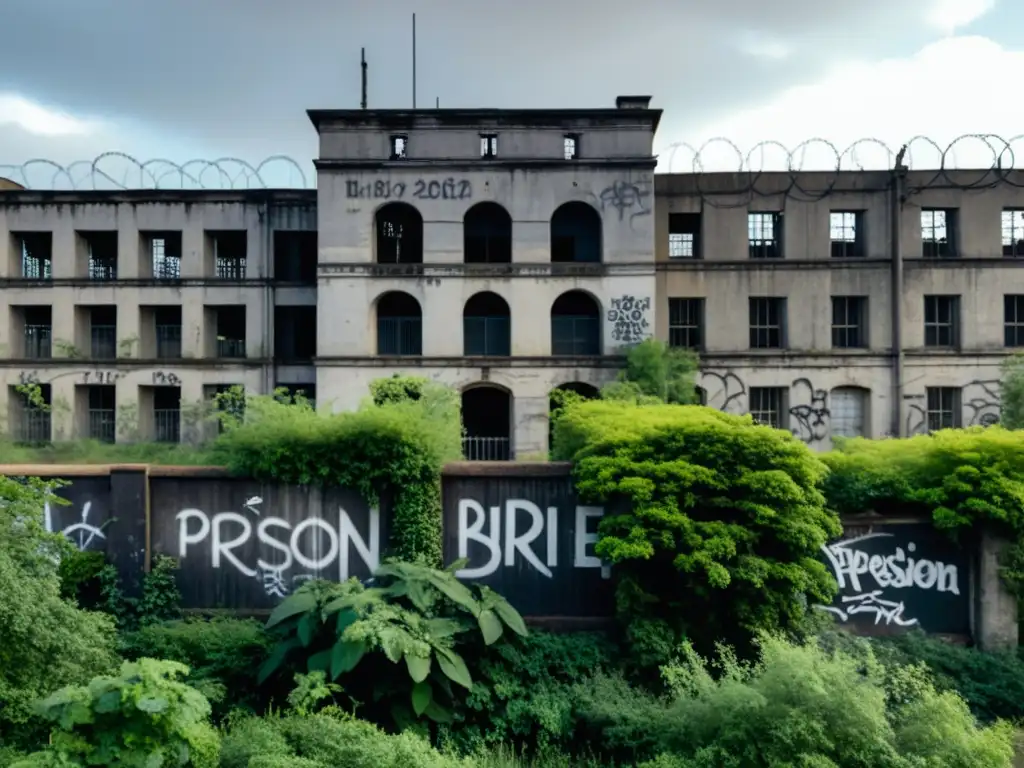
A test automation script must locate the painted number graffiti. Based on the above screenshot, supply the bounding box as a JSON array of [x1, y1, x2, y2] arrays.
[[607, 295, 651, 344], [456, 499, 609, 580], [816, 532, 960, 627], [345, 178, 472, 201]]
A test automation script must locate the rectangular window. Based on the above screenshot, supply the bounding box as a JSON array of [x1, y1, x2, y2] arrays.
[[667, 298, 704, 350], [89, 306, 117, 359], [668, 213, 701, 259], [390, 134, 408, 160], [1005, 295, 1024, 347], [830, 388, 867, 438], [13, 383, 51, 442], [82, 231, 118, 280], [749, 297, 786, 349], [148, 232, 182, 279], [831, 296, 868, 349], [87, 385, 116, 443], [17, 233, 53, 279], [921, 209, 957, 258], [480, 134, 498, 158], [153, 386, 181, 443], [155, 307, 183, 359], [210, 231, 247, 279], [749, 387, 787, 429], [748, 212, 782, 259], [1002, 210, 1024, 257], [926, 387, 961, 431], [563, 134, 579, 160], [21, 306, 52, 359], [923, 295, 960, 347], [830, 211, 864, 258]]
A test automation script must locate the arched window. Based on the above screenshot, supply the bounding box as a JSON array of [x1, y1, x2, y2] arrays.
[[464, 202, 512, 264], [462, 385, 513, 460], [463, 292, 511, 356], [551, 291, 601, 355], [830, 386, 870, 438], [550, 202, 601, 263], [375, 203, 423, 264], [376, 291, 422, 355]]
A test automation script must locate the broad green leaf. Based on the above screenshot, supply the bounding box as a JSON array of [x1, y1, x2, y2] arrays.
[[406, 580, 432, 612], [379, 627, 407, 663], [374, 563, 410, 580], [258, 637, 301, 684], [335, 608, 359, 636], [424, 617, 469, 640], [94, 690, 122, 714], [405, 652, 431, 683], [297, 611, 319, 647], [266, 591, 318, 629], [445, 557, 469, 574], [477, 609, 504, 645], [434, 647, 473, 690], [135, 696, 169, 714], [307, 649, 332, 673], [491, 595, 529, 637], [411, 681, 432, 716], [331, 639, 367, 678], [425, 572, 479, 615], [425, 700, 453, 724]]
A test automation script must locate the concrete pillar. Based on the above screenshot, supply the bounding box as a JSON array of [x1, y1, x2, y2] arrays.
[[513, 395, 550, 459], [976, 528, 1019, 651]]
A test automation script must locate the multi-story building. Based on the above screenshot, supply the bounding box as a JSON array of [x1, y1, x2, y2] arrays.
[[0, 96, 1021, 456]]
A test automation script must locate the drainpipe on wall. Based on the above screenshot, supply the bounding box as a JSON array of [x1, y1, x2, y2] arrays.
[[891, 147, 908, 437], [259, 203, 275, 395]]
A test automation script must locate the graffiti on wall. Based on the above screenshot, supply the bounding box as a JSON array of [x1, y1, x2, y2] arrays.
[[607, 296, 652, 344], [699, 371, 747, 414], [815, 530, 963, 630], [788, 378, 830, 444], [597, 180, 652, 228], [345, 178, 473, 202], [906, 379, 1002, 436], [45, 498, 108, 551]]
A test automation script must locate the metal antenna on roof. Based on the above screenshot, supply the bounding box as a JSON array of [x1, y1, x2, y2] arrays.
[[412, 14, 417, 108], [360, 48, 368, 109]]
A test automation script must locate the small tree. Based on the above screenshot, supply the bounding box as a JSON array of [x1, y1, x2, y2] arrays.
[[1000, 354, 1024, 430], [601, 339, 699, 405]]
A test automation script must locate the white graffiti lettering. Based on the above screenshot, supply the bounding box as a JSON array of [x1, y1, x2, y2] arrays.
[[455, 498, 610, 580], [44, 499, 107, 551], [817, 591, 918, 627]]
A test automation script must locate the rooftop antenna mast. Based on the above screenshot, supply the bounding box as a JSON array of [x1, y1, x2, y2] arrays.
[[412, 13, 417, 108], [360, 47, 368, 109]]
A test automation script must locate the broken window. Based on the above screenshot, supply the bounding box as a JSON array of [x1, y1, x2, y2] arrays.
[[375, 203, 423, 264], [921, 209, 957, 258], [274, 306, 317, 361], [82, 231, 118, 280], [748, 213, 782, 259], [19, 306, 52, 358], [210, 231, 247, 278], [147, 232, 182, 279], [480, 133, 498, 158], [551, 202, 602, 263], [464, 202, 512, 264], [830, 211, 864, 258], [215, 306, 246, 358], [668, 213, 700, 259], [390, 135, 408, 160], [1002, 210, 1024, 257], [274, 231, 318, 282], [17, 233, 52, 279], [563, 134, 579, 160]]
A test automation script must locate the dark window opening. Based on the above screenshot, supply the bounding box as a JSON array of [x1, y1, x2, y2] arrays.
[[464, 202, 512, 264], [376, 203, 424, 264], [668, 213, 701, 259], [273, 231, 317, 283], [274, 306, 317, 361], [750, 387, 786, 429], [926, 387, 961, 431], [90, 306, 117, 359], [1002, 210, 1024, 257], [748, 212, 782, 259], [149, 232, 182, 279], [155, 307, 182, 359], [274, 384, 316, 409], [749, 297, 786, 349], [668, 297, 704, 349], [377, 292, 422, 355], [924, 295, 960, 347], [153, 386, 180, 443], [463, 292, 511, 356], [87, 385, 116, 443], [480, 134, 498, 158], [551, 202, 601, 263], [21, 306, 52, 359], [18, 233, 52, 279], [83, 231, 118, 280], [830, 211, 864, 258], [548, 382, 599, 454], [831, 296, 867, 349], [1006, 295, 1024, 347], [390, 134, 408, 160], [215, 306, 246, 358], [211, 231, 247, 278], [13, 383, 51, 443], [551, 291, 600, 355], [922, 209, 957, 258], [563, 134, 579, 160], [462, 386, 512, 461]]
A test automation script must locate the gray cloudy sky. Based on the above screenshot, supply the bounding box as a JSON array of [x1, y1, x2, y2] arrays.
[[0, 0, 1018, 183]]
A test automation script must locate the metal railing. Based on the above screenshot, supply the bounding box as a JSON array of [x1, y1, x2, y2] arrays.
[[551, 316, 600, 355], [22, 254, 52, 279], [156, 324, 182, 358], [462, 436, 512, 461], [216, 257, 246, 279], [463, 316, 511, 356], [91, 325, 117, 359], [153, 254, 181, 279], [154, 409, 180, 443], [217, 338, 246, 358], [377, 317, 423, 355], [24, 325, 52, 358], [88, 409, 116, 443], [89, 256, 117, 280], [16, 409, 51, 442]]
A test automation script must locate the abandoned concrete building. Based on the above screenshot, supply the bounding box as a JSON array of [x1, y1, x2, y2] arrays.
[[0, 96, 1021, 456]]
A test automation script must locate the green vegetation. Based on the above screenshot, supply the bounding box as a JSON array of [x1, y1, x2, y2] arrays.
[[1001, 353, 1024, 430]]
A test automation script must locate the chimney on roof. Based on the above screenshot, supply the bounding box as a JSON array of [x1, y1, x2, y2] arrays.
[[615, 95, 652, 110]]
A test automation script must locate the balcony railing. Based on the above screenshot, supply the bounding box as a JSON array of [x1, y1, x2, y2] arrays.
[[551, 316, 600, 355], [91, 325, 117, 359], [217, 338, 246, 358], [216, 257, 246, 280], [154, 409, 180, 443], [463, 316, 511, 356], [156, 325, 182, 359], [462, 436, 512, 461], [24, 325, 52, 359], [88, 409, 116, 443], [89, 256, 117, 281], [377, 317, 423, 355], [16, 408, 51, 443]]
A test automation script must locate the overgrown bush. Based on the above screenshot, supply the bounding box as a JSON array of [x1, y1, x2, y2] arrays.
[[57, 549, 107, 607], [552, 400, 841, 661]]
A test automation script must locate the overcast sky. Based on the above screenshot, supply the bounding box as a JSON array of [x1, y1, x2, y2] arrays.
[[0, 0, 1019, 187]]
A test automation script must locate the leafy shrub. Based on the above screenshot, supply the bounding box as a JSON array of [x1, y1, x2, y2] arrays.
[[599, 339, 700, 405], [90, 554, 184, 632], [208, 377, 461, 565], [120, 617, 274, 719], [574, 634, 1015, 766], [822, 426, 1024, 593], [552, 400, 841, 660], [259, 560, 527, 728], [57, 549, 107, 607], [13, 658, 220, 768], [0, 476, 118, 748]]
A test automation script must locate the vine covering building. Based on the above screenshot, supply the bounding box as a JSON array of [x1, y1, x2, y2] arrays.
[[0, 95, 1020, 455]]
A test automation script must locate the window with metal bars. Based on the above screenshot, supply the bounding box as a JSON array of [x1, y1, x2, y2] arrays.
[[389, 134, 408, 160], [211, 231, 247, 279], [749, 297, 785, 348], [480, 134, 498, 158], [926, 387, 961, 431], [749, 387, 786, 429], [563, 133, 579, 160], [153, 386, 181, 443], [830, 387, 868, 438], [1005, 295, 1024, 347], [831, 296, 867, 348], [21, 306, 52, 358], [921, 209, 957, 258], [90, 307, 117, 359], [14, 383, 51, 442], [748, 212, 782, 259], [1002, 210, 1024, 257], [667, 298, 704, 350], [149, 233, 182, 279], [154, 307, 182, 359], [83, 231, 118, 280], [18, 233, 52, 279], [87, 385, 116, 443], [668, 213, 700, 259], [923, 295, 960, 347], [829, 211, 864, 257]]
